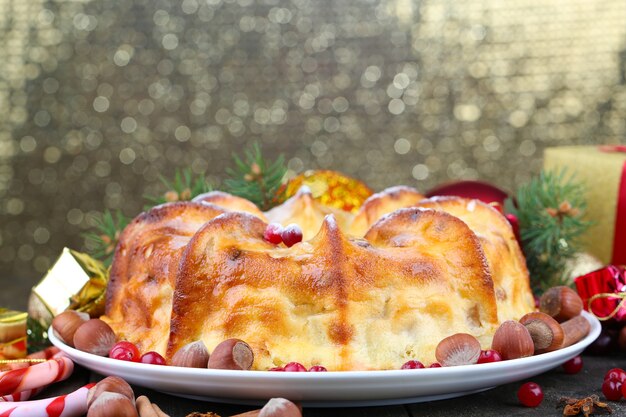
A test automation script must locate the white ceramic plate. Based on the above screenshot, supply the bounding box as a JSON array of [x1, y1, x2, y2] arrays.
[[49, 311, 600, 407]]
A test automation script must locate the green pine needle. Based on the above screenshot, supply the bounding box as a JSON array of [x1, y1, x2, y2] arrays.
[[84, 209, 130, 266], [506, 170, 592, 293], [224, 143, 287, 210], [144, 168, 212, 209]]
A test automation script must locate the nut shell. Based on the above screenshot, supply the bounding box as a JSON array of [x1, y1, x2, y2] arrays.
[[87, 376, 135, 408], [259, 398, 302, 417], [170, 340, 210, 368], [539, 286, 583, 322], [491, 320, 534, 360], [519, 312, 564, 353], [87, 392, 138, 417], [73, 319, 116, 356], [435, 333, 481, 366], [208, 339, 254, 370], [51, 310, 89, 347]]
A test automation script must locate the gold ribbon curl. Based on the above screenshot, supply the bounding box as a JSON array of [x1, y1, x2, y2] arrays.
[[587, 292, 626, 321]]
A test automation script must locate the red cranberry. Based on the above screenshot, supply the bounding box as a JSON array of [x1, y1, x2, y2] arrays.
[[264, 223, 284, 244], [602, 378, 623, 401], [281, 224, 303, 247], [400, 360, 425, 369], [477, 350, 502, 364], [604, 368, 626, 383], [429, 362, 442, 368], [109, 341, 140, 362], [517, 382, 543, 407], [562, 356, 583, 374], [284, 362, 307, 372], [140, 351, 166, 365], [269, 366, 285, 372], [309, 365, 328, 372]]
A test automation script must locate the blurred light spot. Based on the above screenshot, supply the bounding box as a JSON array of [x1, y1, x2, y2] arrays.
[[394, 138, 411, 154], [93, 96, 110, 112]]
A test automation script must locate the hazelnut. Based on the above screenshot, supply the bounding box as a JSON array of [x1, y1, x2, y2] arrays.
[[136, 396, 160, 417], [208, 339, 254, 370], [87, 392, 138, 417], [539, 286, 583, 322], [491, 320, 534, 360], [170, 341, 210, 368], [435, 333, 481, 366], [73, 319, 116, 356], [561, 315, 591, 348], [519, 312, 564, 353], [51, 310, 89, 347], [259, 398, 302, 417], [231, 398, 302, 417], [87, 376, 135, 408]]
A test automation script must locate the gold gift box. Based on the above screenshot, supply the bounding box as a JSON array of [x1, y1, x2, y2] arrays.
[[28, 248, 108, 328], [544, 146, 626, 264]]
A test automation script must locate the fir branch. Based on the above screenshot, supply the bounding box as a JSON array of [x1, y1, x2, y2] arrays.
[[506, 170, 592, 293], [84, 209, 130, 266], [26, 316, 51, 353], [223, 143, 287, 210], [144, 168, 212, 208]]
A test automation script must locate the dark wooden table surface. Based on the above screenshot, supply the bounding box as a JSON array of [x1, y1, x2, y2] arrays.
[[40, 354, 626, 417]]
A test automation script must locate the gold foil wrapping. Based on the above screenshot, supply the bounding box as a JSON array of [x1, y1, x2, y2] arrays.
[[284, 170, 373, 213], [27, 248, 108, 329], [544, 146, 626, 264], [0, 309, 27, 360]]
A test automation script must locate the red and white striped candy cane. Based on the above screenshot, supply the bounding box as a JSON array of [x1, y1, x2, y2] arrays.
[[0, 358, 73, 396], [0, 383, 94, 417], [0, 386, 45, 402]]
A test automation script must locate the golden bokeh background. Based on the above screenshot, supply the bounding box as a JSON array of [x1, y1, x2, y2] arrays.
[[1, 0, 626, 303]]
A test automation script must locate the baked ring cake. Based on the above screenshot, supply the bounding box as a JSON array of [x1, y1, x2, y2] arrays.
[[103, 184, 534, 370]]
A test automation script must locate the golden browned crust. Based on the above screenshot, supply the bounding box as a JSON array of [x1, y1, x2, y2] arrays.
[[102, 202, 227, 353], [349, 186, 425, 236], [192, 191, 267, 221], [415, 197, 535, 321], [167, 208, 498, 370]]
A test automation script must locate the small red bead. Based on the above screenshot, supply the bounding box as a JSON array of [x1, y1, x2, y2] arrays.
[[562, 356, 583, 374], [604, 368, 626, 383], [284, 362, 307, 372], [517, 382, 543, 407], [429, 362, 442, 368], [477, 350, 502, 364], [309, 365, 328, 372], [109, 341, 141, 362], [269, 367, 285, 372], [281, 224, 303, 247], [264, 223, 284, 244], [602, 378, 623, 401], [140, 351, 166, 365], [400, 360, 425, 369]]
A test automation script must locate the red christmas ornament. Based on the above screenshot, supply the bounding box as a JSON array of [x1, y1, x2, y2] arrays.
[[425, 180, 510, 210]]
